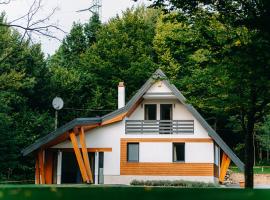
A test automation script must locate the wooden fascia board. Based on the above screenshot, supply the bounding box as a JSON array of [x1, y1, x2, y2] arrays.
[[126, 98, 143, 117], [101, 112, 127, 126], [49, 148, 112, 152]]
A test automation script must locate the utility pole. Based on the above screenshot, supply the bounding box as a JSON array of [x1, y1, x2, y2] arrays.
[[76, 0, 102, 20]]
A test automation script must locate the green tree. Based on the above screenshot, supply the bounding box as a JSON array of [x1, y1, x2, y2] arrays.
[[0, 14, 53, 181], [80, 7, 160, 102], [153, 11, 270, 188], [257, 116, 270, 162]]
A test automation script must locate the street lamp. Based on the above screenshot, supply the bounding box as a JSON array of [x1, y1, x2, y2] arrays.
[[52, 97, 64, 130]]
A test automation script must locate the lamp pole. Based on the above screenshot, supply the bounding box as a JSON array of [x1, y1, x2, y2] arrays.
[[55, 110, 58, 130], [52, 97, 64, 130]]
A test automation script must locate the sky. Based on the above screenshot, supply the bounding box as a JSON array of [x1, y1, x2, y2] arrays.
[[0, 0, 149, 55]]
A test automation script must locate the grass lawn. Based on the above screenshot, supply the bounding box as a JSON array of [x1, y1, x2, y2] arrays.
[[230, 166, 270, 174], [0, 185, 270, 200]]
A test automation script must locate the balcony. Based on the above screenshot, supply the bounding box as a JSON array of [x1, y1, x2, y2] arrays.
[[125, 120, 194, 134]]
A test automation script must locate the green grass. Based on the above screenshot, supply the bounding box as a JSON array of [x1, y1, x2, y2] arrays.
[[230, 166, 270, 174], [0, 185, 269, 200]]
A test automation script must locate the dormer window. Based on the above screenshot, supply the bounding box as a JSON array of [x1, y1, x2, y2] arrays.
[[144, 104, 157, 120]]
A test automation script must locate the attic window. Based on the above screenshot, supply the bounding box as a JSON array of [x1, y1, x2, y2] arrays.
[[144, 104, 157, 120]]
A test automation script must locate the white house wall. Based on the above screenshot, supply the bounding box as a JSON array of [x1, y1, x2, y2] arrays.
[[185, 143, 214, 163], [52, 121, 125, 176], [139, 142, 172, 162], [146, 80, 171, 93], [139, 142, 213, 163]]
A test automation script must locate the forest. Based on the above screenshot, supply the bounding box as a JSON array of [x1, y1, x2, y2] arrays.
[[0, 0, 270, 188]]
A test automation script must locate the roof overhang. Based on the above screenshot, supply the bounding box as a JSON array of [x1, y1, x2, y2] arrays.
[[21, 118, 101, 156]]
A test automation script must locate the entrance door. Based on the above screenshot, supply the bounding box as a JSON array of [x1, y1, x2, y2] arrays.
[[61, 152, 82, 184], [160, 104, 173, 134]]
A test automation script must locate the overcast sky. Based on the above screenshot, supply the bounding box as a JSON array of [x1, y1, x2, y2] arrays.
[[1, 0, 149, 55]]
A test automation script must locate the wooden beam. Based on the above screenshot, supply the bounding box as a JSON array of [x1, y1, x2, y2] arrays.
[[50, 148, 112, 152], [101, 112, 127, 126], [38, 150, 45, 184], [44, 151, 54, 184], [83, 124, 100, 132], [35, 155, 40, 184], [219, 152, 231, 183], [79, 127, 93, 183], [69, 131, 90, 183]]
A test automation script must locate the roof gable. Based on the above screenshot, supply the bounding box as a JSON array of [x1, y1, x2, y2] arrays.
[[103, 69, 244, 171]]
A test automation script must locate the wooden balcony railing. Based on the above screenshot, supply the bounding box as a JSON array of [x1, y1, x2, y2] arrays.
[[125, 120, 194, 134]]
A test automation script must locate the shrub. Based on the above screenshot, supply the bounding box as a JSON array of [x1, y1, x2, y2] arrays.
[[130, 180, 219, 188]]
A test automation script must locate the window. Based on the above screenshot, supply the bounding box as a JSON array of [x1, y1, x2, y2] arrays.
[[127, 143, 139, 162], [160, 104, 173, 134], [144, 104, 157, 120], [160, 104, 172, 120], [173, 143, 185, 162]]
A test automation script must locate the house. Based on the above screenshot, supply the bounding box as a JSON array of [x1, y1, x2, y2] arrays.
[[22, 69, 244, 185]]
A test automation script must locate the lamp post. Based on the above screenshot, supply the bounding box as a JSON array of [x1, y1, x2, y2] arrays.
[[52, 97, 64, 130]]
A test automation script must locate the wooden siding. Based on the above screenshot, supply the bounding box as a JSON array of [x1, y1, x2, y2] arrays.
[[120, 139, 214, 176]]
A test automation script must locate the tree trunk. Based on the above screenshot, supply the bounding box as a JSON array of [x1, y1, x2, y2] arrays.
[[259, 146, 262, 161], [244, 118, 255, 188]]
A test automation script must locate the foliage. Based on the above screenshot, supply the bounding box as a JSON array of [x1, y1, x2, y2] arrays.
[[0, 14, 54, 181], [130, 179, 219, 187], [257, 116, 270, 151], [153, 10, 270, 187]]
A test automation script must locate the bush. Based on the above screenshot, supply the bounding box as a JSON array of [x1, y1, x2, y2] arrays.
[[130, 180, 219, 188]]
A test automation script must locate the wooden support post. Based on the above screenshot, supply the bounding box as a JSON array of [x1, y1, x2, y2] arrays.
[[35, 155, 40, 184], [45, 151, 53, 184], [38, 150, 45, 184], [69, 131, 90, 183], [79, 127, 93, 183], [219, 152, 231, 183]]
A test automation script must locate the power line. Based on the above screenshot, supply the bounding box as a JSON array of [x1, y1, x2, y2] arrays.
[[62, 107, 113, 112]]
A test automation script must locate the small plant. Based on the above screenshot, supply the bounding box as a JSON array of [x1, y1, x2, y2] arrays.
[[130, 180, 219, 188]]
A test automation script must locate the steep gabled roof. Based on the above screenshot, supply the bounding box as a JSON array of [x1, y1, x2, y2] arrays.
[[22, 69, 244, 172], [102, 69, 244, 171]]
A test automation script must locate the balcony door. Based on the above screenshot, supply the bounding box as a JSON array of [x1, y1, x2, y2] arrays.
[[144, 104, 157, 120], [160, 104, 172, 134]]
